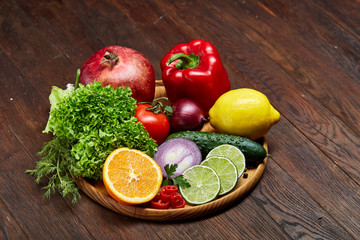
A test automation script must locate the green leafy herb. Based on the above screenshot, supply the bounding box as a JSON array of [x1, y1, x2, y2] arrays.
[[163, 164, 191, 188], [27, 80, 157, 203], [27, 137, 80, 203]]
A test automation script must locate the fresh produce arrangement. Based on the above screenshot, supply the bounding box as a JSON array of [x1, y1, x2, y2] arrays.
[[27, 40, 280, 211]]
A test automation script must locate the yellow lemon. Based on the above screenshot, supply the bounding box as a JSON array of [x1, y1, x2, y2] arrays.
[[209, 88, 280, 140]]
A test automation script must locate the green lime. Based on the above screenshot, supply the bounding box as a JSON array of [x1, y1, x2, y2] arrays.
[[179, 165, 220, 205], [206, 144, 246, 178], [201, 156, 238, 195]]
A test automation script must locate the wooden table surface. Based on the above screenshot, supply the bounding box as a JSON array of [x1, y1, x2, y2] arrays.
[[1, 0, 359, 239]]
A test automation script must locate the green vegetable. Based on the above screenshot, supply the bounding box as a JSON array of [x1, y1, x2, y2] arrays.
[[166, 131, 267, 165], [162, 164, 191, 189], [27, 80, 157, 203]]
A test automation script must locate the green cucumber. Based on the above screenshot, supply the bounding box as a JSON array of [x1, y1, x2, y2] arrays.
[[166, 131, 268, 165]]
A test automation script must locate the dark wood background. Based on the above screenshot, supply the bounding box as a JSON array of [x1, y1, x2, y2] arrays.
[[1, 0, 359, 239]]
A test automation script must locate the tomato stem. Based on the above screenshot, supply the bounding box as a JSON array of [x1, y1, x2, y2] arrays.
[[140, 97, 173, 118]]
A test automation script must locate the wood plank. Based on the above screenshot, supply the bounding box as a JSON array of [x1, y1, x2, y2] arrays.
[[0, 47, 52, 154], [0, 117, 94, 239], [3, 0, 103, 92], [102, 0, 199, 51], [15, 0, 104, 59], [0, 198, 28, 239], [107, 0, 199, 44], [312, 0, 360, 38], [0, 1, 61, 76], [198, 0, 360, 182], [252, 157, 354, 239], [57, 0, 166, 79], [71, 193, 293, 240], [242, 0, 360, 135], [264, 119, 360, 238]]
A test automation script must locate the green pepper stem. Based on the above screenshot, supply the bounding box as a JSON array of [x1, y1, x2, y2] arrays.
[[166, 53, 199, 70]]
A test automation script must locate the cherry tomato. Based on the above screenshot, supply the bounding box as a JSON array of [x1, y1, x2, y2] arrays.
[[160, 185, 179, 201], [151, 195, 170, 209], [170, 192, 185, 209], [135, 104, 170, 145]]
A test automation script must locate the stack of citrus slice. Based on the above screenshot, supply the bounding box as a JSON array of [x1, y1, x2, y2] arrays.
[[201, 156, 238, 196], [206, 144, 246, 178], [180, 144, 246, 204]]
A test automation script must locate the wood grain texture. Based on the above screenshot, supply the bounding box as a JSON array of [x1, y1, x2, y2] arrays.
[[0, 118, 94, 239], [1, 0, 359, 239], [0, 196, 29, 239], [109, 2, 360, 237]]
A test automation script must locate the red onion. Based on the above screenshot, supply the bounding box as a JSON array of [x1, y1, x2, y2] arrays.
[[170, 98, 208, 132], [154, 137, 202, 177]]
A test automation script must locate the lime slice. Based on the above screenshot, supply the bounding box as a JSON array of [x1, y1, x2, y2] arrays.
[[179, 165, 220, 205], [201, 156, 238, 195], [206, 144, 246, 178]]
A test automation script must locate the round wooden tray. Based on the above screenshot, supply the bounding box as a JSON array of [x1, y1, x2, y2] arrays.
[[75, 80, 268, 221]]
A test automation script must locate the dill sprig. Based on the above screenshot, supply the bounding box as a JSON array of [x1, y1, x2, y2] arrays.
[[26, 137, 80, 204]]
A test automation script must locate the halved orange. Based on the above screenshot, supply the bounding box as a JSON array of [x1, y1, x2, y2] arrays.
[[103, 148, 162, 205]]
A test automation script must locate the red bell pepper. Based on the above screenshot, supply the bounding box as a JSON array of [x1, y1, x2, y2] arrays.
[[160, 40, 231, 113]]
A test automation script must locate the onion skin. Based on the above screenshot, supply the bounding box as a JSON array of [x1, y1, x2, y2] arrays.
[[79, 46, 155, 102], [170, 98, 208, 133]]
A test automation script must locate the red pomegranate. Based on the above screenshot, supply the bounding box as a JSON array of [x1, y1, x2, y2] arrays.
[[79, 46, 155, 102]]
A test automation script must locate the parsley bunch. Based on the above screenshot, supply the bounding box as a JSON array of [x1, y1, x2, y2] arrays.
[[27, 81, 157, 203]]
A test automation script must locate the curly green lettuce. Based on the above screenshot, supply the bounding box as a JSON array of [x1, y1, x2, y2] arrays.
[[27, 81, 157, 203]]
